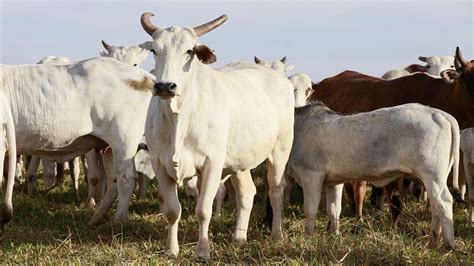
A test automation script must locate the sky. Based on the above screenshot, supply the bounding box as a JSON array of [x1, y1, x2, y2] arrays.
[[1, 0, 473, 82]]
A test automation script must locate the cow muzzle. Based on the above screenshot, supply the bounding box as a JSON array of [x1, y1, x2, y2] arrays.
[[154, 82, 177, 99]]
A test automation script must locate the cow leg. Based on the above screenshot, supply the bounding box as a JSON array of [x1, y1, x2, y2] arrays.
[[0, 142, 6, 191], [90, 149, 117, 225], [213, 183, 226, 216], [113, 152, 137, 223], [85, 150, 101, 207], [185, 175, 199, 200], [385, 179, 403, 226], [301, 172, 324, 235], [81, 154, 88, 184], [370, 185, 385, 210], [283, 177, 294, 204], [25, 156, 40, 195], [354, 181, 367, 222], [195, 162, 224, 260], [43, 160, 57, 190], [69, 157, 81, 201], [325, 183, 344, 235], [231, 170, 256, 245], [463, 160, 474, 225], [155, 166, 181, 257], [344, 182, 356, 215], [137, 172, 148, 200], [424, 180, 454, 249]]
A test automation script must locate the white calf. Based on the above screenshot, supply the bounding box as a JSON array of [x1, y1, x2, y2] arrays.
[[286, 102, 460, 248]]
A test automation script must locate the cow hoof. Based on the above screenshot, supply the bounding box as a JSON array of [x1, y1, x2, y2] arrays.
[[164, 249, 178, 259], [351, 224, 362, 235], [113, 214, 128, 224], [232, 238, 247, 246], [196, 241, 211, 261], [271, 231, 284, 240]]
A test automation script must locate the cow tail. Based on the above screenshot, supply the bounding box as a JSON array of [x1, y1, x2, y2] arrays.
[[2, 103, 16, 230], [448, 115, 464, 204]]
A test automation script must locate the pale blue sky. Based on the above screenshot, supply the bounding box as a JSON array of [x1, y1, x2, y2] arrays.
[[1, 0, 473, 81]]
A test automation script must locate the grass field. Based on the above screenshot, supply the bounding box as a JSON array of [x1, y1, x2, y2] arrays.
[[1, 168, 473, 264]]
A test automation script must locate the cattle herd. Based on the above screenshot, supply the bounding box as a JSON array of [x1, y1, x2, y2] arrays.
[[0, 11, 473, 260]]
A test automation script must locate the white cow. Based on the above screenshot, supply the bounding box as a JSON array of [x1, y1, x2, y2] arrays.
[[140, 12, 294, 259], [254, 56, 295, 74], [0, 90, 17, 227], [0, 57, 155, 227], [100, 40, 150, 67], [286, 102, 460, 249], [382, 55, 455, 80], [460, 128, 474, 225], [30, 41, 151, 205]]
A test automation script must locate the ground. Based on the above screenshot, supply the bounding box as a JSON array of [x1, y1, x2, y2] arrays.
[[0, 167, 472, 264]]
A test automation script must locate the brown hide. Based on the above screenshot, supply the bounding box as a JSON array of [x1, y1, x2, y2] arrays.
[[310, 68, 474, 129]]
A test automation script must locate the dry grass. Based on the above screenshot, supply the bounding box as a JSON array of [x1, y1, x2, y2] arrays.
[[1, 168, 472, 264]]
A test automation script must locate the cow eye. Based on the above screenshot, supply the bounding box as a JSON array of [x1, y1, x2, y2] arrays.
[[150, 49, 157, 55], [451, 65, 454, 68], [426, 65, 431, 68], [187, 49, 193, 55], [133, 64, 138, 67]]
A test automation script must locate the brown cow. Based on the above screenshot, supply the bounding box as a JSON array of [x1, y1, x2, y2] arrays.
[[310, 47, 471, 226]]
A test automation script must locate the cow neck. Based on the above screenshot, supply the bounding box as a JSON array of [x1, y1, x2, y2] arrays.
[[158, 63, 212, 180]]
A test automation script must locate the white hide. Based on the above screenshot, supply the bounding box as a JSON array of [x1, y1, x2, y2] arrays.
[[254, 56, 295, 74], [289, 74, 313, 108], [460, 128, 474, 224], [382, 55, 455, 80], [100, 40, 150, 67], [141, 17, 294, 259], [0, 90, 17, 227], [0, 57, 154, 225], [286, 102, 460, 248], [37, 56, 71, 65]]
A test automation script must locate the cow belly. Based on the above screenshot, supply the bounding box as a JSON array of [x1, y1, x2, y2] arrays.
[[17, 134, 108, 162]]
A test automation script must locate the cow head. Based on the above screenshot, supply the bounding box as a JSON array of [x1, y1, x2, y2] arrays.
[[100, 40, 149, 67], [440, 47, 474, 92], [139, 12, 227, 99], [254, 56, 295, 74], [289, 74, 313, 108], [418, 55, 455, 77]]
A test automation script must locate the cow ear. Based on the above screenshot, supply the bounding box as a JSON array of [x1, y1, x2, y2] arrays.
[[418, 56, 427, 62], [440, 69, 460, 83], [139, 41, 153, 50], [194, 45, 217, 64], [285, 64, 295, 72]]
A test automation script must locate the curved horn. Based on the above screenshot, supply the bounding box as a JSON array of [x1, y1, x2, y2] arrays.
[[254, 56, 261, 64], [281, 56, 287, 64], [193, 15, 228, 37], [101, 40, 112, 51], [418, 56, 427, 62], [141, 12, 159, 36], [456, 46, 467, 68]]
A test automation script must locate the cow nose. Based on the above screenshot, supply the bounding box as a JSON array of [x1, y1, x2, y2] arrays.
[[154, 82, 177, 97]]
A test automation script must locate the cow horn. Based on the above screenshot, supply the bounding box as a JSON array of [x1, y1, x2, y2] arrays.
[[418, 56, 427, 62], [193, 15, 228, 37], [101, 40, 112, 51], [254, 56, 261, 64], [281, 56, 287, 64], [456, 46, 467, 68], [141, 12, 160, 36]]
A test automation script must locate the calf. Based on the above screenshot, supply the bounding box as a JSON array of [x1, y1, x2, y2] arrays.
[[287, 102, 460, 248]]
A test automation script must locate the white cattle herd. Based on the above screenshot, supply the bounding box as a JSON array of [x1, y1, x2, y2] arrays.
[[0, 11, 472, 260]]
